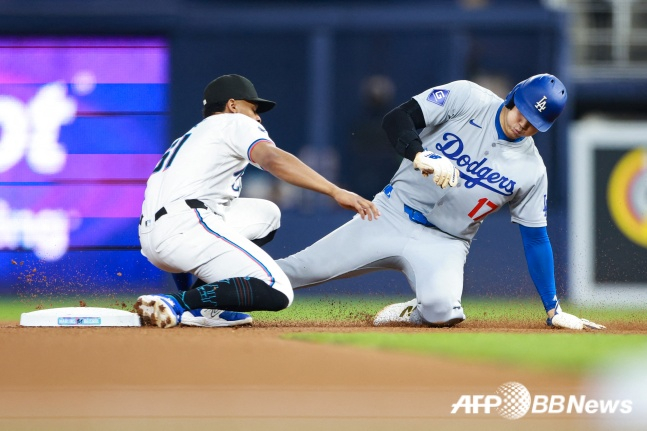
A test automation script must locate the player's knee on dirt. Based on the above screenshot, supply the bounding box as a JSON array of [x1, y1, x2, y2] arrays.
[[418, 298, 465, 327]]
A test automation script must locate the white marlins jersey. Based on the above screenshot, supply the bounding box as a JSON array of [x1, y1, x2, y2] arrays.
[[390, 80, 548, 240], [141, 113, 273, 218]]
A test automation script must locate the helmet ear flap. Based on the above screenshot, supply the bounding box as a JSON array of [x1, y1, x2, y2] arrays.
[[503, 82, 522, 109], [505, 93, 515, 109]]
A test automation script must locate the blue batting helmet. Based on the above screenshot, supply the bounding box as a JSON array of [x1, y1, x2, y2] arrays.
[[503, 74, 567, 132]]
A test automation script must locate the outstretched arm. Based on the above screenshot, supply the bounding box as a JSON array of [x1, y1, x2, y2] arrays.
[[519, 224, 605, 330], [519, 224, 558, 312], [250, 141, 380, 220]]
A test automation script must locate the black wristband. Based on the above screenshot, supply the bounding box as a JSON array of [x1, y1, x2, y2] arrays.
[[399, 131, 425, 161]]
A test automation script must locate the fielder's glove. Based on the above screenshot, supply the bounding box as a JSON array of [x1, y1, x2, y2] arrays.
[[547, 306, 606, 330], [413, 151, 459, 188]]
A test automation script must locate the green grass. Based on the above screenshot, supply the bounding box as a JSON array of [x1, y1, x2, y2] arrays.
[[265, 295, 647, 377], [2, 293, 644, 326], [283, 331, 647, 376], [3, 293, 646, 377], [252, 295, 541, 324], [253, 294, 400, 324], [0, 293, 397, 323], [263, 294, 646, 376], [253, 294, 646, 327]]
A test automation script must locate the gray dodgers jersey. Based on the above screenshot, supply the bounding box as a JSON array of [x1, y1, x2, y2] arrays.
[[389, 80, 548, 240]]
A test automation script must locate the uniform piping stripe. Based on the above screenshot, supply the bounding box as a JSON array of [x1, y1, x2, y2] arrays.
[[247, 138, 274, 164], [231, 277, 241, 304], [233, 277, 243, 306], [193, 209, 276, 287], [233, 277, 251, 307], [240, 278, 250, 306], [243, 278, 253, 307]]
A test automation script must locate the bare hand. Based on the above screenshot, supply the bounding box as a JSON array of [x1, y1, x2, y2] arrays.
[[331, 188, 380, 220]]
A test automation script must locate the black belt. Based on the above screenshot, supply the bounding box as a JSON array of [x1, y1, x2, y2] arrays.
[[154, 199, 207, 221]]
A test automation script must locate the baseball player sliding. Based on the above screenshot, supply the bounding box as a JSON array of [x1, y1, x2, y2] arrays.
[[277, 73, 605, 330], [136, 74, 379, 328]]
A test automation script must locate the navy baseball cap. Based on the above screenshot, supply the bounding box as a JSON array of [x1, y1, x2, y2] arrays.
[[504, 74, 567, 132], [203, 74, 276, 113]]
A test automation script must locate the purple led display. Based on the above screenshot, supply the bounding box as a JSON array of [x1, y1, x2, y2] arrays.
[[0, 36, 168, 262]]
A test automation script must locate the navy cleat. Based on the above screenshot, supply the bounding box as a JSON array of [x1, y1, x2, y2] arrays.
[[181, 309, 252, 327]]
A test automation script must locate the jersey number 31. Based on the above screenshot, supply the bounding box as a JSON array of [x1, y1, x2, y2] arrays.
[[153, 133, 192, 173]]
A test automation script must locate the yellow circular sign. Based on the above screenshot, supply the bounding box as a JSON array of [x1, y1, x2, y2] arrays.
[[607, 148, 647, 248]]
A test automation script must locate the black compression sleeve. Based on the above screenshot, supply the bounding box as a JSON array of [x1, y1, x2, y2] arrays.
[[381, 98, 427, 161], [172, 277, 290, 312]]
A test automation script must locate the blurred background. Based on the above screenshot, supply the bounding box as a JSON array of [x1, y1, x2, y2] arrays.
[[0, 0, 645, 307]]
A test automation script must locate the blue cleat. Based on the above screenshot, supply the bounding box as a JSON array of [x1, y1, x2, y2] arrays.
[[181, 309, 252, 327], [135, 295, 185, 328]]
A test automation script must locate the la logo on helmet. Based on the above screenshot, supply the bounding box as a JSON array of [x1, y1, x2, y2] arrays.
[[534, 96, 548, 112]]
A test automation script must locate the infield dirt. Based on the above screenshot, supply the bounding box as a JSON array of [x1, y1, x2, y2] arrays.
[[0, 321, 640, 431]]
